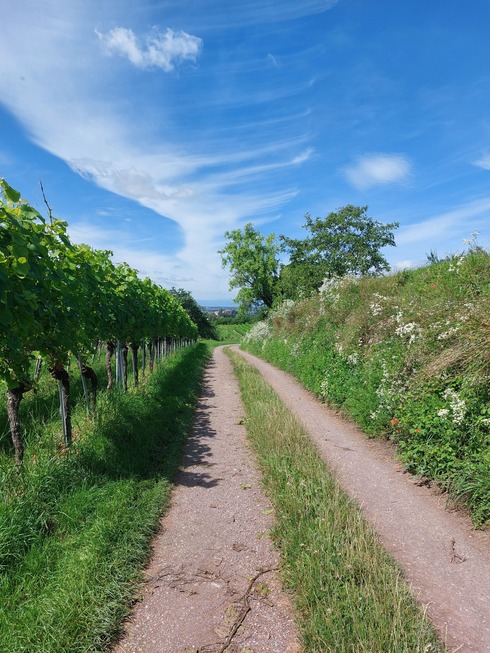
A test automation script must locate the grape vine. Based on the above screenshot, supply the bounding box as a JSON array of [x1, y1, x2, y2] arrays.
[[0, 179, 198, 463]]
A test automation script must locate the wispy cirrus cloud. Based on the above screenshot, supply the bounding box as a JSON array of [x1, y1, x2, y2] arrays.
[[343, 153, 412, 190], [396, 197, 490, 246], [96, 27, 203, 72], [474, 154, 490, 170]]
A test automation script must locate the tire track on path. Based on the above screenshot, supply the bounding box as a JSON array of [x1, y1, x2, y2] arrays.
[[234, 346, 490, 653], [113, 346, 299, 653]]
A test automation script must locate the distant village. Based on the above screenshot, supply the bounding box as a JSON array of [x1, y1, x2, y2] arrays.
[[202, 306, 239, 318]]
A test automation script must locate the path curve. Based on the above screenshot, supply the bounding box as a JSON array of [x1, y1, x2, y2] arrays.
[[113, 346, 300, 653], [235, 346, 490, 653]]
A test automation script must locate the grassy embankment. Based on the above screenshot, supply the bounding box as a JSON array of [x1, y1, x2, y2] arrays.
[[213, 322, 252, 344], [242, 246, 490, 527], [0, 343, 209, 652], [228, 349, 445, 652]]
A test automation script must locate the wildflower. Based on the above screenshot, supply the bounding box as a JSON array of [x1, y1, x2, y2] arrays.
[[320, 378, 329, 400], [245, 320, 271, 343], [437, 326, 459, 340], [437, 408, 449, 418], [395, 320, 421, 344], [347, 353, 359, 366], [442, 388, 466, 425], [390, 417, 399, 425]]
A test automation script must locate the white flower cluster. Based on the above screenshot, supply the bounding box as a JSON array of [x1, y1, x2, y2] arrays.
[[269, 299, 295, 320], [394, 311, 421, 345], [347, 352, 359, 366], [440, 388, 466, 425], [320, 377, 329, 400], [369, 292, 389, 317], [244, 320, 271, 343], [335, 342, 344, 355], [371, 359, 406, 420], [437, 325, 459, 341], [319, 275, 358, 304], [448, 252, 466, 272]]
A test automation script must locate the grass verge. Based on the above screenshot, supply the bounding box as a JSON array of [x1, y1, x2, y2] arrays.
[[227, 348, 446, 653], [0, 343, 210, 653]]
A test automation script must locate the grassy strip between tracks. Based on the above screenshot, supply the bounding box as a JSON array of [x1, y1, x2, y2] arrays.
[[227, 348, 446, 653], [0, 343, 210, 653]]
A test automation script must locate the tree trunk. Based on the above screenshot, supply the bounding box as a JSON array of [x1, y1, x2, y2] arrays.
[[7, 386, 28, 465], [34, 358, 43, 382], [130, 343, 139, 386], [106, 342, 115, 390], [122, 344, 128, 392], [148, 341, 154, 373], [81, 364, 98, 414], [49, 364, 72, 447]]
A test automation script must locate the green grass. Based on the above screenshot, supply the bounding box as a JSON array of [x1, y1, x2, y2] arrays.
[[228, 348, 446, 653], [243, 248, 490, 527], [0, 343, 210, 652], [208, 322, 252, 344]]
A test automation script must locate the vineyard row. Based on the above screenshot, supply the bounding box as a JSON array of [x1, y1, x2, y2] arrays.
[[0, 179, 198, 463]]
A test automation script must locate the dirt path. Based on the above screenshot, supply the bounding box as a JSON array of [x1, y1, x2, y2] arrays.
[[113, 346, 300, 653], [114, 345, 490, 653], [235, 347, 490, 653]]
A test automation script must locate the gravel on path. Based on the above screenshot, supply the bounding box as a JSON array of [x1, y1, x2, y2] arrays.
[[235, 346, 490, 653], [113, 346, 300, 653]]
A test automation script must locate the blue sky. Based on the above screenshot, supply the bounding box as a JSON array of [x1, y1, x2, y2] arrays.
[[1, 1, 489, 304]]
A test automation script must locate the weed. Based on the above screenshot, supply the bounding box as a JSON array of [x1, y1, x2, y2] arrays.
[[0, 344, 209, 652], [242, 248, 490, 527]]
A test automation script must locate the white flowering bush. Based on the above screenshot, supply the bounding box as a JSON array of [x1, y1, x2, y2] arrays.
[[244, 319, 271, 344], [442, 388, 466, 425], [242, 244, 490, 526]]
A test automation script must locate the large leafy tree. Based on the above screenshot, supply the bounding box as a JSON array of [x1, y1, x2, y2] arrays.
[[280, 205, 399, 297], [219, 223, 280, 313]]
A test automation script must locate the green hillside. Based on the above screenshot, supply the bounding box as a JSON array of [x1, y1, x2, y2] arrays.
[[242, 245, 490, 527]]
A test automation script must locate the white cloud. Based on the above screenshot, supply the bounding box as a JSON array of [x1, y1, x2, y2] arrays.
[[267, 53, 280, 68], [474, 154, 490, 170], [0, 1, 329, 299], [96, 27, 203, 72], [344, 153, 412, 190], [292, 148, 314, 164], [396, 197, 490, 246], [391, 259, 416, 271], [68, 221, 232, 299]]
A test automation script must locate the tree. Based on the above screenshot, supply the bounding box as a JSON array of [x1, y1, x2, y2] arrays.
[[219, 223, 280, 313], [280, 205, 398, 297], [169, 288, 217, 340]]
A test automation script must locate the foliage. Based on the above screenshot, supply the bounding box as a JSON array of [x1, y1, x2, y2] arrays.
[[0, 179, 197, 389], [0, 344, 209, 652], [280, 205, 399, 298], [214, 323, 251, 344], [169, 287, 218, 339], [219, 223, 280, 313], [0, 179, 198, 460], [242, 244, 490, 527]]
